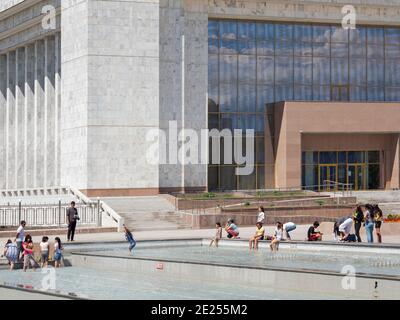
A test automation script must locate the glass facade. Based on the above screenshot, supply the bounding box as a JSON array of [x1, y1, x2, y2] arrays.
[[301, 151, 380, 190], [208, 19, 400, 190]]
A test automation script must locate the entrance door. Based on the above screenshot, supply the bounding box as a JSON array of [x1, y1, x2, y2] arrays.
[[347, 164, 365, 190], [319, 165, 337, 191]]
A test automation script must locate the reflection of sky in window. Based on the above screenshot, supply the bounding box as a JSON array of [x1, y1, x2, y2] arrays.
[[238, 23, 255, 40], [367, 28, 384, 43], [256, 23, 275, 40], [386, 45, 400, 59], [208, 20, 400, 108], [294, 57, 312, 84], [331, 26, 348, 42], [385, 28, 400, 44], [350, 27, 366, 43], [220, 21, 237, 39]]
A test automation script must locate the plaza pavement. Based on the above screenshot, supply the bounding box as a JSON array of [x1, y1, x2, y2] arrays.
[[1, 224, 399, 245], [0, 287, 67, 300]]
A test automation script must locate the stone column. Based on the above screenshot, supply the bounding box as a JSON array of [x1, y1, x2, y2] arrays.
[[6, 51, 16, 190], [25, 44, 35, 188], [391, 134, 400, 189], [60, 0, 89, 190], [159, 0, 208, 193], [182, 0, 208, 191], [159, 0, 184, 192], [34, 40, 45, 188], [45, 36, 56, 187], [55, 33, 61, 187], [0, 55, 6, 190], [16, 47, 25, 189], [62, 0, 160, 196]]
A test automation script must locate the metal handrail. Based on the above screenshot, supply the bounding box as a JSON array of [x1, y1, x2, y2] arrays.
[[0, 203, 98, 228], [322, 180, 353, 189], [0, 186, 124, 231]]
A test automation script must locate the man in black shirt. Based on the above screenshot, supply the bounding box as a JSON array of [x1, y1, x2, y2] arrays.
[[66, 201, 79, 241]]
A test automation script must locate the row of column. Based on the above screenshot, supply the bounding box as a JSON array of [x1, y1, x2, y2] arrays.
[[0, 33, 61, 190]]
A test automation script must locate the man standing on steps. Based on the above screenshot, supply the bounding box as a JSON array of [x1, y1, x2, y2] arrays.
[[66, 201, 79, 242]]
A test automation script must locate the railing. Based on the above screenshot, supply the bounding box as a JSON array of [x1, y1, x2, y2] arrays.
[[68, 186, 124, 231], [0, 186, 125, 231], [322, 180, 354, 197], [0, 203, 99, 228], [98, 200, 124, 231]]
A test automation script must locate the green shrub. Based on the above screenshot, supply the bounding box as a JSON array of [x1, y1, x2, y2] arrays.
[[315, 200, 325, 206], [202, 192, 216, 199]]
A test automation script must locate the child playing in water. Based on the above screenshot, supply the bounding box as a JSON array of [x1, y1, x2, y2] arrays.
[[209, 222, 223, 247], [123, 225, 136, 252], [270, 222, 283, 252]]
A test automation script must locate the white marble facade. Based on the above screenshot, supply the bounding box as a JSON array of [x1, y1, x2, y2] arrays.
[[1, 0, 399, 194]]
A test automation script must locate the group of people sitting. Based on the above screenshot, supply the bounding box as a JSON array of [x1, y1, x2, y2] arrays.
[[208, 203, 384, 249], [210, 218, 301, 251], [209, 206, 301, 252]]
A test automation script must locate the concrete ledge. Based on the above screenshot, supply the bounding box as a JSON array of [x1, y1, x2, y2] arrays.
[[0, 283, 86, 300]]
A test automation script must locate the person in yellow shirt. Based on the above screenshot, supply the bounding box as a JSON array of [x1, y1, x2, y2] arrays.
[[249, 222, 265, 251]]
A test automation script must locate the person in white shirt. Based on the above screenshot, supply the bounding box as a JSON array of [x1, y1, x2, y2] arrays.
[[339, 217, 353, 241], [40, 236, 50, 268], [283, 222, 297, 240], [270, 222, 283, 252], [257, 206, 265, 224], [15, 220, 26, 260]]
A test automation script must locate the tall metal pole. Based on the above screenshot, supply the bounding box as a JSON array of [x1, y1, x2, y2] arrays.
[[18, 200, 22, 225], [58, 199, 62, 227], [97, 197, 101, 227]]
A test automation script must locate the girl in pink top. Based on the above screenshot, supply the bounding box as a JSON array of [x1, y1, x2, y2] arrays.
[[23, 235, 37, 272]]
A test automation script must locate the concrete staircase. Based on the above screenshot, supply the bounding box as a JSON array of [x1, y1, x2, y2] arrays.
[[348, 190, 400, 215], [101, 196, 192, 231]]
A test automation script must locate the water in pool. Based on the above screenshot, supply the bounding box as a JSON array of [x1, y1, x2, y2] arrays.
[[1, 242, 399, 299], [0, 266, 342, 300], [84, 244, 400, 277]]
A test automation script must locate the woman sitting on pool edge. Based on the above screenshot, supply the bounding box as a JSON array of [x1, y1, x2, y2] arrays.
[[249, 222, 265, 250], [225, 219, 239, 239]]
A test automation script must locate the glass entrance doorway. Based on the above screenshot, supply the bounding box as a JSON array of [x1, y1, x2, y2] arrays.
[[347, 164, 365, 190], [302, 151, 380, 191], [319, 165, 337, 191]]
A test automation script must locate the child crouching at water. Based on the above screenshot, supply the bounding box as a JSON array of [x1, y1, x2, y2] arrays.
[[123, 225, 136, 252], [209, 222, 223, 247]]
